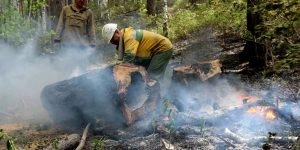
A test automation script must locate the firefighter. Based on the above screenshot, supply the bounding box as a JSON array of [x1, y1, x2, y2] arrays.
[[54, 0, 96, 51], [102, 23, 173, 82]]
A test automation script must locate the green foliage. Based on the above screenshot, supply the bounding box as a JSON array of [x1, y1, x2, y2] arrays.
[[162, 98, 175, 142], [142, 0, 247, 40], [92, 136, 106, 150], [0, 7, 36, 46], [37, 30, 56, 54], [254, 0, 300, 72], [168, 9, 199, 39], [199, 117, 206, 137], [51, 138, 59, 150], [0, 129, 17, 150]]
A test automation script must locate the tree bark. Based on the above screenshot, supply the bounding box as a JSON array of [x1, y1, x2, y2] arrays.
[[146, 0, 156, 16], [163, 0, 169, 37], [241, 0, 266, 69]]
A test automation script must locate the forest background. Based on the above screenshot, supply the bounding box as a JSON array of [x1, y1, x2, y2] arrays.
[[0, 0, 299, 74]]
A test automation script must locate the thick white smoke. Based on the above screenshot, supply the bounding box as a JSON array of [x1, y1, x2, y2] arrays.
[[0, 39, 103, 124]]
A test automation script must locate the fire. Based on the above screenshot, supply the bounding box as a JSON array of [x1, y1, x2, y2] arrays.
[[246, 106, 277, 121], [265, 108, 276, 120]]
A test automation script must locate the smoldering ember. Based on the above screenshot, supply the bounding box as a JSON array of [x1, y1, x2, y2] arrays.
[[0, 1, 300, 150]]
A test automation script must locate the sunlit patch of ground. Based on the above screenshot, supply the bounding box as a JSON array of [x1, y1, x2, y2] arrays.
[[0, 122, 69, 150]]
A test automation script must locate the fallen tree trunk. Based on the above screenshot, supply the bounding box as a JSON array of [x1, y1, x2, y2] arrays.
[[40, 64, 161, 130]]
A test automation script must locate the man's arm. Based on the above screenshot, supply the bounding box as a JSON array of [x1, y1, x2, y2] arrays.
[[54, 6, 66, 42], [87, 10, 96, 47], [123, 30, 140, 63]]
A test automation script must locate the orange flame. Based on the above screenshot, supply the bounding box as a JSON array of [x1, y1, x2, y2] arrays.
[[246, 106, 277, 121], [265, 109, 276, 120]]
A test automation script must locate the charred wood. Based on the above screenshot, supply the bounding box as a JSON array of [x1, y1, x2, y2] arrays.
[[172, 59, 222, 85], [41, 64, 161, 131]]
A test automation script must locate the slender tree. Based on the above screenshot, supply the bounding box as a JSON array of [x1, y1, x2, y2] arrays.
[[242, 0, 266, 68], [146, 0, 156, 16], [163, 0, 168, 37]]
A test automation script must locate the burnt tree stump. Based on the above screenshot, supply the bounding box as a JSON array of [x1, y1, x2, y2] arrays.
[[170, 59, 222, 111], [40, 64, 160, 130], [172, 59, 222, 86]]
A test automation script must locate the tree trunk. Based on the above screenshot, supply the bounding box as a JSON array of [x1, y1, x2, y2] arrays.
[[163, 0, 168, 37], [146, 0, 156, 16], [40, 1, 47, 32], [100, 0, 109, 20], [241, 0, 266, 69]]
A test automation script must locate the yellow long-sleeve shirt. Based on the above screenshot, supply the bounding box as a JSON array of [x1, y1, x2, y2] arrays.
[[120, 27, 173, 63]]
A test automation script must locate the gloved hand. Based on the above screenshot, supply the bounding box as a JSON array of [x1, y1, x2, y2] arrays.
[[53, 40, 61, 54], [115, 59, 124, 65]]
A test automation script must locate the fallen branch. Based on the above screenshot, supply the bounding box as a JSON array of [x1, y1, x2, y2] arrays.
[[216, 134, 236, 148], [223, 128, 298, 144], [223, 128, 247, 143], [249, 136, 298, 144], [0, 111, 14, 118], [45, 134, 81, 150], [75, 123, 91, 150]]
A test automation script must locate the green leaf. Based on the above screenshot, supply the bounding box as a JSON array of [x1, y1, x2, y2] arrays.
[[6, 139, 16, 150], [0, 133, 4, 141]]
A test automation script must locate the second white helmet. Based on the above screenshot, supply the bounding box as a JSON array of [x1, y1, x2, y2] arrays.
[[102, 23, 118, 44]]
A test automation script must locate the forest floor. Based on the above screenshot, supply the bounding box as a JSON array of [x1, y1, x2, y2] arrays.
[[0, 28, 300, 150]]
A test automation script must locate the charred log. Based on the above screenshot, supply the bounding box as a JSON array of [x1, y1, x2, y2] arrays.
[[170, 59, 222, 111], [172, 59, 222, 86], [40, 64, 161, 131]]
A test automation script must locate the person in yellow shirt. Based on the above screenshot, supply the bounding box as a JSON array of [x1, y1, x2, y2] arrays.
[[102, 23, 173, 81]]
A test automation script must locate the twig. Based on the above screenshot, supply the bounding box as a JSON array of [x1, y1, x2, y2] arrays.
[[75, 123, 91, 150], [216, 134, 236, 148], [224, 128, 247, 143], [0, 111, 14, 118]]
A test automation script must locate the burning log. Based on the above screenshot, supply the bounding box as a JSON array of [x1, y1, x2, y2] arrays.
[[40, 64, 160, 130]]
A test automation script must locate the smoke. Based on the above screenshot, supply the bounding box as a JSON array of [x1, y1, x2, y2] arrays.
[[0, 39, 104, 124], [168, 74, 297, 138]]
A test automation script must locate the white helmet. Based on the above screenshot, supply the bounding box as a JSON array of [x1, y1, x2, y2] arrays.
[[102, 23, 118, 44]]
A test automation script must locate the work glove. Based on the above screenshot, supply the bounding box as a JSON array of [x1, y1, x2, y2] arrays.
[[53, 40, 61, 54], [115, 59, 124, 65]]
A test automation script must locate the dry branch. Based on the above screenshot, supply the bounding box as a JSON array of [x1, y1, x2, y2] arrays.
[[75, 123, 91, 150], [223, 128, 247, 143], [216, 134, 236, 148], [223, 128, 298, 144], [0, 111, 14, 118]]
